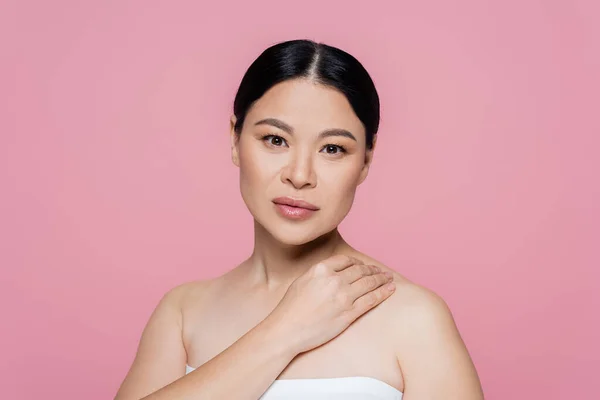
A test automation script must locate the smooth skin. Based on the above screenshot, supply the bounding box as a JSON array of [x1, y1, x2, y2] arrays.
[[114, 78, 484, 400]]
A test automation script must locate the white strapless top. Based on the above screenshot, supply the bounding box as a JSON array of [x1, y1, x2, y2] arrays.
[[186, 364, 403, 399]]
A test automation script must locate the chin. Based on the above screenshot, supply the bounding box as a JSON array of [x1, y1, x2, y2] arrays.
[[266, 215, 349, 247], [247, 201, 348, 246], [253, 214, 331, 246], [268, 225, 325, 246]]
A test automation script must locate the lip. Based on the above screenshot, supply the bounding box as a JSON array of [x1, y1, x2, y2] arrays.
[[272, 196, 319, 221], [272, 197, 319, 211], [273, 203, 317, 220]]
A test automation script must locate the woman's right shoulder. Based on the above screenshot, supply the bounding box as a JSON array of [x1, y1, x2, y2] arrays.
[[166, 277, 229, 350], [161, 265, 245, 316], [162, 275, 232, 318], [161, 278, 217, 306]]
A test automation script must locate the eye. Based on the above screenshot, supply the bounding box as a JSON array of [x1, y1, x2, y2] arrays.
[[260, 134, 347, 156], [321, 144, 347, 155], [261, 134, 288, 147]]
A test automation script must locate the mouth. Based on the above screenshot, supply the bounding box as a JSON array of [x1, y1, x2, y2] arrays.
[[271, 197, 319, 211], [272, 197, 319, 220]]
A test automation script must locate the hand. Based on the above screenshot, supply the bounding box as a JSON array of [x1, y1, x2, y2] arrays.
[[265, 254, 396, 354]]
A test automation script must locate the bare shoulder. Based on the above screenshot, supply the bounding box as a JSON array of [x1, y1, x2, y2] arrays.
[[173, 276, 231, 345], [348, 253, 449, 319], [152, 278, 220, 331], [377, 269, 450, 327], [349, 254, 451, 334], [114, 280, 211, 400], [353, 254, 484, 398], [175, 278, 215, 303], [387, 282, 484, 398], [168, 277, 229, 323], [155, 279, 208, 310], [173, 265, 250, 319], [364, 263, 450, 332], [357, 255, 456, 341]]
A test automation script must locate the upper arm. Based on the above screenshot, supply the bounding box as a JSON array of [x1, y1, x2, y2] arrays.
[[115, 284, 189, 400], [392, 284, 484, 400]]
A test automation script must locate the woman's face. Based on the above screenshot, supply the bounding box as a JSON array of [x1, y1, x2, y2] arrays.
[[230, 78, 376, 245]]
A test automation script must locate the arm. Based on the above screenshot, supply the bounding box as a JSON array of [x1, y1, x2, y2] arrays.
[[391, 283, 485, 400], [114, 284, 300, 400]]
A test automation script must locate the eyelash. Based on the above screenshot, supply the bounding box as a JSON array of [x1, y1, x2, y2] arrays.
[[260, 134, 348, 155]]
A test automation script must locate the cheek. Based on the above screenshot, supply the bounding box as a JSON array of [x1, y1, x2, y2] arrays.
[[337, 180, 359, 208], [321, 166, 362, 210], [238, 145, 278, 206], [239, 157, 261, 203], [239, 147, 274, 185]]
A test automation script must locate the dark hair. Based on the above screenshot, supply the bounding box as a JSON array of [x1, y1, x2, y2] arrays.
[[232, 39, 380, 150]]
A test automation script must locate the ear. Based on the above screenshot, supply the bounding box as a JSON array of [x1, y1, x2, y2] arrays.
[[357, 134, 377, 186], [230, 114, 240, 167]]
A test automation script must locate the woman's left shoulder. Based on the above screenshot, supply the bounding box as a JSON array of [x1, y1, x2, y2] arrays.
[[362, 257, 484, 398], [360, 256, 453, 323]]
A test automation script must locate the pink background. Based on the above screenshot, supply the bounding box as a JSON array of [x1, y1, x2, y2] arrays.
[[2, 1, 598, 399]]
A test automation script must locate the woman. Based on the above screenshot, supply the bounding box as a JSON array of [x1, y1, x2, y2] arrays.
[[115, 39, 484, 400]]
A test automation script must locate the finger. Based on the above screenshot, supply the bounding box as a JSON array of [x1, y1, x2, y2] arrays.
[[348, 272, 392, 300], [328, 254, 365, 272], [339, 264, 380, 284], [350, 280, 396, 317]]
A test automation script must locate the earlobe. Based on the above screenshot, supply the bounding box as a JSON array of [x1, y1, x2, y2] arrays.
[[230, 115, 240, 167], [232, 147, 240, 167], [358, 166, 369, 186], [358, 149, 374, 186], [358, 135, 377, 185]]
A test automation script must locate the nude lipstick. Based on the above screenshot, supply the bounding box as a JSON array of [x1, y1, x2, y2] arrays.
[[272, 196, 319, 220]]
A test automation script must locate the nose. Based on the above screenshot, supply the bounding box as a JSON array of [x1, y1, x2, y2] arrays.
[[280, 149, 317, 189]]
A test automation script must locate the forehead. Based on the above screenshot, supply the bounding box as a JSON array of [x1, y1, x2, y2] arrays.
[[246, 79, 365, 138]]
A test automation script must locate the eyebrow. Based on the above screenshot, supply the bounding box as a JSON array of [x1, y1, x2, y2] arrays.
[[254, 118, 357, 142]]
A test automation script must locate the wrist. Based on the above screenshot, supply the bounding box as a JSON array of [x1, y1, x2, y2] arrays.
[[257, 315, 303, 360]]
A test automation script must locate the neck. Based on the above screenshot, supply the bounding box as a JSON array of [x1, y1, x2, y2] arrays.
[[247, 220, 353, 291]]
